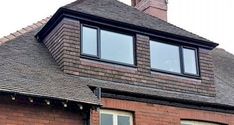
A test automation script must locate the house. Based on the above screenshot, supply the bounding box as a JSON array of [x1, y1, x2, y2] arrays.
[[0, 0, 234, 124]]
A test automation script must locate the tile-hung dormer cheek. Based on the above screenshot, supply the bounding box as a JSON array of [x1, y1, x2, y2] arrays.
[[37, 17, 81, 73], [35, 0, 218, 97]]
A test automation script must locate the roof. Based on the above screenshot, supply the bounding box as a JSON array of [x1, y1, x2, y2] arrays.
[[211, 48, 234, 106], [0, 24, 100, 105], [62, 0, 217, 46], [0, 0, 232, 108]]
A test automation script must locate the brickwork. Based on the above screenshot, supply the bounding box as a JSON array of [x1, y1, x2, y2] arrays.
[[91, 98, 234, 125], [0, 96, 83, 125], [134, 0, 168, 21], [43, 18, 216, 97]]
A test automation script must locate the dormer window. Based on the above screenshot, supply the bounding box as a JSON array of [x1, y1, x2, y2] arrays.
[[150, 40, 199, 77], [81, 25, 135, 66]]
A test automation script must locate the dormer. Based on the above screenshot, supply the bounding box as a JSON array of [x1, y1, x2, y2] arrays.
[[36, 0, 218, 97]]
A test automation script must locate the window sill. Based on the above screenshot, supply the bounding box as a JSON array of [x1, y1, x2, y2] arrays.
[[151, 69, 201, 80], [80, 55, 137, 68]]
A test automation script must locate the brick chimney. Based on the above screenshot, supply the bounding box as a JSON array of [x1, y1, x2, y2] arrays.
[[132, 0, 168, 21]]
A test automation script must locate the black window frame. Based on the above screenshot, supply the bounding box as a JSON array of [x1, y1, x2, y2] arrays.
[[150, 39, 200, 78], [81, 24, 136, 67]]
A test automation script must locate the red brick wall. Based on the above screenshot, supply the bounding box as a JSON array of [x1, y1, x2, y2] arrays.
[[43, 18, 215, 97], [0, 97, 84, 125], [91, 98, 234, 125]]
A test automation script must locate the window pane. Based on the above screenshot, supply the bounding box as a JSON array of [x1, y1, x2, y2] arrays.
[[101, 113, 113, 125], [150, 41, 181, 73], [101, 30, 134, 64], [82, 26, 97, 56], [183, 48, 197, 75], [118, 116, 130, 125]]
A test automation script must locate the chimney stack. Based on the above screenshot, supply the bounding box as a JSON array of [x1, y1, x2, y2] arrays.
[[132, 0, 168, 21]]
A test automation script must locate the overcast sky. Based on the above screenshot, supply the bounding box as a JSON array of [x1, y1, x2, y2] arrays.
[[0, 0, 233, 54]]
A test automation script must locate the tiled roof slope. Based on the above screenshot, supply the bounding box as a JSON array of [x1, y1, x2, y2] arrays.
[[0, 22, 234, 107], [0, 26, 100, 105], [63, 0, 215, 44], [211, 48, 234, 106]]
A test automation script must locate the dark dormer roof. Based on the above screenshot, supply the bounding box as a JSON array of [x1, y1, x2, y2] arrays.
[[37, 0, 218, 49], [63, 0, 207, 42]]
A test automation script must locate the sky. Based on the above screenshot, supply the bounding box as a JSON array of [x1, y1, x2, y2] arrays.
[[0, 0, 233, 54]]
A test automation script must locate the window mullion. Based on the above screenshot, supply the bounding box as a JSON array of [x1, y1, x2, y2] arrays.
[[195, 48, 200, 76], [179, 46, 185, 74], [114, 113, 118, 125], [97, 28, 101, 58]]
